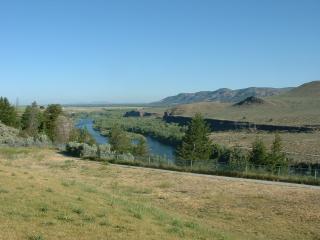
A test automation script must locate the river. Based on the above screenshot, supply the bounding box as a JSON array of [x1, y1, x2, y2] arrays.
[[75, 118, 175, 160]]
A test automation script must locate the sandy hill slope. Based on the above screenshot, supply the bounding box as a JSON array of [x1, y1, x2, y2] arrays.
[[280, 81, 320, 98], [0, 121, 22, 144], [167, 81, 320, 126], [0, 121, 50, 146]]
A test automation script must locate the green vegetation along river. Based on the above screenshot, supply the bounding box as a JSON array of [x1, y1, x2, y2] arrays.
[[76, 118, 175, 159]]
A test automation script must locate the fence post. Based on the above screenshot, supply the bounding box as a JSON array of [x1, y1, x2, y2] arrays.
[[315, 170, 317, 180], [148, 156, 150, 165], [190, 160, 193, 169], [278, 166, 281, 176], [245, 163, 248, 174]]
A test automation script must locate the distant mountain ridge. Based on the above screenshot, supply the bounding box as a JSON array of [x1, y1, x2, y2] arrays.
[[153, 87, 293, 106]]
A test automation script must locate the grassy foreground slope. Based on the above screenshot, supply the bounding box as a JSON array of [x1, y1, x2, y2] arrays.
[[0, 148, 320, 240]]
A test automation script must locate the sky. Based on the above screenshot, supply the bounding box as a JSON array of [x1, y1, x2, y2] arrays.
[[0, 0, 320, 104]]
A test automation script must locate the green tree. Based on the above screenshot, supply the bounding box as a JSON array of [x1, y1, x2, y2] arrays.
[[133, 137, 148, 157], [71, 127, 96, 145], [43, 104, 63, 141], [0, 97, 19, 127], [109, 125, 131, 154], [229, 147, 248, 169], [21, 101, 43, 136], [249, 137, 268, 165], [177, 113, 212, 160], [269, 133, 287, 167]]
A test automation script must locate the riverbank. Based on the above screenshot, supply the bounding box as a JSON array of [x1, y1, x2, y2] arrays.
[[76, 118, 176, 160]]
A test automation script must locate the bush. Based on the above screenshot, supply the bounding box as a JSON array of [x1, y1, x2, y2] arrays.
[[0, 122, 51, 147], [65, 142, 83, 157], [65, 142, 135, 162], [98, 144, 114, 160], [249, 137, 268, 165], [81, 144, 98, 158], [116, 153, 135, 161], [65, 142, 98, 159]]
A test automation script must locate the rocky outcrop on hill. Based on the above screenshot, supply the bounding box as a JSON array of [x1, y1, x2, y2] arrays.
[[163, 113, 314, 133], [124, 110, 158, 118], [233, 96, 265, 106]]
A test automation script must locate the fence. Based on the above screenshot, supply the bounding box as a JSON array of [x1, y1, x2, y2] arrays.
[[109, 155, 320, 185]]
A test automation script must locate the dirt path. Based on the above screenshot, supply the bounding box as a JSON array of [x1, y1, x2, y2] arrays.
[[112, 163, 320, 190]]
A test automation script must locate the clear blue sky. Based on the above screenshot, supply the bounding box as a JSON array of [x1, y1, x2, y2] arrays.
[[1, 0, 320, 104]]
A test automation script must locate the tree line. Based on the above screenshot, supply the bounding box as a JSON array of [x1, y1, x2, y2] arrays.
[[99, 113, 287, 168], [177, 113, 287, 168], [0, 97, 95, 145]]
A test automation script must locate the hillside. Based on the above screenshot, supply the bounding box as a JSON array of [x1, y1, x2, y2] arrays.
[[0, 122, 51, 147], [279, 81, 320, 98], [166, 81, 320, 126], [0, 147, 319, 240], [153, 87, 292, 106]]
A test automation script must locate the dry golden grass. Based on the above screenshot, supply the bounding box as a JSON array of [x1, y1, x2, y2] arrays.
[[0, 148, 319, 240], [210, 131, 320, 163], [169, 97, 320, 126]]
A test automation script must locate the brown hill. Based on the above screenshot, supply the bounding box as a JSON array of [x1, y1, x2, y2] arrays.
[[282, 81, 320, 98]]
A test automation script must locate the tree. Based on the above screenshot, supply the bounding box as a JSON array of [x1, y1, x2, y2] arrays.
[[21, 101, 43, 136], [177, 113, 212, 160], [269, 133, 287, 167], [109, 125, 131, 154], [69, 127, 96, 145], [133, 137, 148, 157], [249, 137, 267, 165], [0, 97, 19, 127], [43, 104, 63, 141], [229, 147, 248, 168], [54, 115, 74, 144]]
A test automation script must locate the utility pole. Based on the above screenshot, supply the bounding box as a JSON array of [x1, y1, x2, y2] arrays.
[[15, 97, 19, 109]]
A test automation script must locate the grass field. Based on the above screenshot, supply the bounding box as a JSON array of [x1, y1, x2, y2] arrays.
[[210, 131, 320, 163], [0, 148, 319, 240], [169, 97, 320, 126]]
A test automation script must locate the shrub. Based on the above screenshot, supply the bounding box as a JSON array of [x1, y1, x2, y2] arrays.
[[0, 122, 51, 147], [81, 144, 98, 158], [98, 144, 114, 160], [65, 142, 84, 157], [249, 137, 268, 165], [116, 153, 135, 161], [65, 142, 98, 159]]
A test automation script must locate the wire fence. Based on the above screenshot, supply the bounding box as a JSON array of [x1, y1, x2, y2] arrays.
[[110, 154, 320, 185]]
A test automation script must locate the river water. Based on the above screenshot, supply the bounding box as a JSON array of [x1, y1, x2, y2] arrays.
[[75, 118, 175, 160]]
